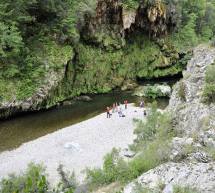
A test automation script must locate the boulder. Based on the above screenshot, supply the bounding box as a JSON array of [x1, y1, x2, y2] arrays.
[[121, 80, 138, 91], [75, 95, 93, 102], [133, 84, 171, 98], [123, 162, 215, 193], [121, 148, 136, 158]]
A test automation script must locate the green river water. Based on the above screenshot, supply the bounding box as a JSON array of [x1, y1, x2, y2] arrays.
[[0, 90, 169, 153]]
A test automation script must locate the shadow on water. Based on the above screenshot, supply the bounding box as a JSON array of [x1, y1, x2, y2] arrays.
[[0, 90, 169, 153]]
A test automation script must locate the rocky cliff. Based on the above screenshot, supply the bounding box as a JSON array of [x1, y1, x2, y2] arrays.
[[82, 0, 178, 48], [123, 45, 215, 193], [0, 0, 188, 119]]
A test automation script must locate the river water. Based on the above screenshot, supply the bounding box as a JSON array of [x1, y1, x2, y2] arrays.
[[0, 90, 169, 153]]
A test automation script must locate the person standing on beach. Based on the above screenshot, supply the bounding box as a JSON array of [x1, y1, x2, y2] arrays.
[[140, 100, 144, 108], [112, 103, 116, 113], [124, 100, 128, 109], [115, 102, 118, 112], [106, 106, 111, 118], [118, 106, 122, 117]]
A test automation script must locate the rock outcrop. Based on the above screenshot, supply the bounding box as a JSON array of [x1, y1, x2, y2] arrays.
[[82, 0, 125, 49], [0, 69, 66, 119], [133, 0, 180, 37], [133, 84, 172, 98], [134, 0, 168, 37], [123, 45, 215, 193], [124, 162, 215, 193], [0, 0, 185, 119], [82, 0, 179, 48]]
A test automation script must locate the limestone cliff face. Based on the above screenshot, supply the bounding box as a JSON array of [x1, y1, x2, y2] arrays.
[[82, 0, 125, 49], [82, 0, 178, 43], [95, 0, 123, 25], [0, 0, 183, 119], [123, 45, 215, 193], [132, 0, 179, 38]]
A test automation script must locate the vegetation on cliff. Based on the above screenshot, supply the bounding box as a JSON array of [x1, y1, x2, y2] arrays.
[[0, 0, 215, 111], [203, 63, 215, 103], [86, 103, 175, 190]]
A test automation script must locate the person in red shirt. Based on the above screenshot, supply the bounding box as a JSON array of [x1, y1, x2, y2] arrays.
[[124, 100, 128, 109]]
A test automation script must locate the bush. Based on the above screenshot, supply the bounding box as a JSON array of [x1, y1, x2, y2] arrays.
[[56, 164, 77, 193], [131, 102, 174, 151], [203, 64, 215, 103], [86, 148, 135, 188], [86, 104, 174, 189], [178, 81, 186, 101], [211, 37, 215, 47], [0, 163, 78, 193], [173, 185, 199, 193], [0, 163, 49, 193]]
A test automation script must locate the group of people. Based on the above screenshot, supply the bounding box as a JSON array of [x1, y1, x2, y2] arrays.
[[106, 100, 128, 118], [106, 100, 146, 118]]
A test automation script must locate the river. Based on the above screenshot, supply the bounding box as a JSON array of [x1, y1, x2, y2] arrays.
[[0, 90, 169, 153]]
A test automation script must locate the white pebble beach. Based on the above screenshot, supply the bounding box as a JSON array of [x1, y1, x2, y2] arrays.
[[0, 104, 145, 185]]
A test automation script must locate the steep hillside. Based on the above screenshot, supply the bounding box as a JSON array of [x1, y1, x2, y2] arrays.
[[123, 45, 215, 193]]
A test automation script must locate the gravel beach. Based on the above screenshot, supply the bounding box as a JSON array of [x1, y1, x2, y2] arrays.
[[0, 104, 145, 185]]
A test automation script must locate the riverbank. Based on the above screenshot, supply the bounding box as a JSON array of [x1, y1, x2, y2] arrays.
[[0, 104, 145, 185]]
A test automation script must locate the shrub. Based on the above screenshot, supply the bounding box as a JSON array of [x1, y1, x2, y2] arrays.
[[178, 81, 186, 101], [56, 164, 77, 193], [86, 148, 135, 188], [86, 104, 174, 189], [131, 102, 174, 152], [203, 64, 215, 103], [211, 38, 215, 47], [0, 163, 49, 193], [173, 185, 199, 193]]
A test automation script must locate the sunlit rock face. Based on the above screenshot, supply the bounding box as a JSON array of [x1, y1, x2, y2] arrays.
[[122, 9, 136, 30], [126, 0, 179, 38], [134, 0, 168, 37], [82, 0, 179, 44]]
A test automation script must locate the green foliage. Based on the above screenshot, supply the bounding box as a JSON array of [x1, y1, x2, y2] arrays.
[[173, 185, 199, 193], [203, 146, 215, 161], [122, 0, 139, 9], [0, 163, 49, 193], [55, 164, 77, 193], [171, 0, 215, 49], [203, 63, 215, 103], [0, 39, 73, 102], [0, 22, 23, 58], [132, 103, 160, 145], [86, 104, 174, 189], [178, 13, 198, 47], [131, 102, 174, 151], [141, 85, 170, 99], [86, 148, 134, 187], [178, 81, 186, 101], [0, 0, 213, 109], [0, 163, 78, 193]]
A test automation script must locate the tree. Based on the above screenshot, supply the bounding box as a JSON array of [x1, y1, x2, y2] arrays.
[[179, 13, 198, 46], [0, 22, 23, 58]]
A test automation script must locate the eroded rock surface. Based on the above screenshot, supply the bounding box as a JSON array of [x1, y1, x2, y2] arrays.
[[0, 69, 66, 119], [124, 162, 215, 193], [123, 45, 215, 193]]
